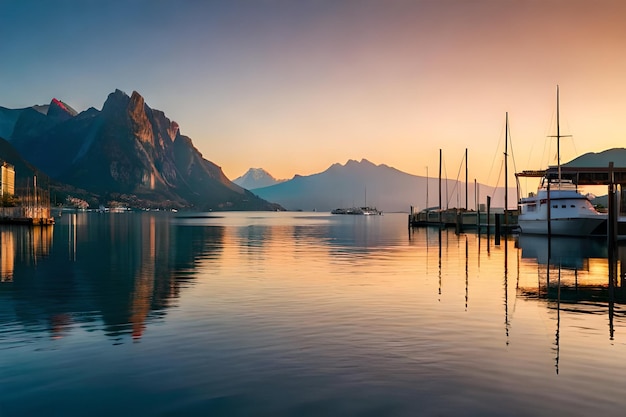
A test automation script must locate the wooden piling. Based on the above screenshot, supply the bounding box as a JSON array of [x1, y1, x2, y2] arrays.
[[495, 213, 501, 245]]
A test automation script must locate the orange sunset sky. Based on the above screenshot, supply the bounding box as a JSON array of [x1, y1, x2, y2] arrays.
[[1, 0, 625, 187]]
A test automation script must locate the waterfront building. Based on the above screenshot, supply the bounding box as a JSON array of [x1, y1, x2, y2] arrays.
[[1, 161, 15, 197]]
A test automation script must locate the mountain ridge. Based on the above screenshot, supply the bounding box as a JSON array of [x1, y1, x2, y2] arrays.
[[564, 148, 626, 168], [251, 158, 519, 212], [0, 90, 283, 211]]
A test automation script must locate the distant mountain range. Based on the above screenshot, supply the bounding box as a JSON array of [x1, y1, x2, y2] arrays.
[[2, 90, 621, 212], [233, 168, 286, 190], [244, 150, 626, 212], [0, 90, 282, 210], [250, 159, 518, 212]]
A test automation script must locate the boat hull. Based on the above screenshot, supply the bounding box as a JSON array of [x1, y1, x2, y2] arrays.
[[518, 217, 606, 236]]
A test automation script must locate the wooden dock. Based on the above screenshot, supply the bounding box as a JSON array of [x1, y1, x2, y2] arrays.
[[409, 208, 518, 234], [0, 206, 55, 226]]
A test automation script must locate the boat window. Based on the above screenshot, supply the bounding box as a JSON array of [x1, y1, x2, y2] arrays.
[[552, 205, 558, 209], [571, 205, 575, 208], [562, 205, 566, 208]]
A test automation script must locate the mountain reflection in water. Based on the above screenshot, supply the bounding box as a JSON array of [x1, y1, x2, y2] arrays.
[[1, 212, 223, 344]]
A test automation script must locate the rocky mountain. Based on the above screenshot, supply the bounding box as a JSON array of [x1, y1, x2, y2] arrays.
[[233, 168, 285, 190], [0, 90, 282, 210], [252, 159, 518, 212]]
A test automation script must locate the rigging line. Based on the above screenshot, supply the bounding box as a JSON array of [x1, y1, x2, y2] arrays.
[[545, 103, 558, 169], [454, 151, 464, 183], [507, 116, 532, 203], [449, 179, 459, 205], [507, 116, 519, 176], [448, 151, 465, 206], [486, 122, 506, 187], [491, 158, 504, 201], [564, 117, 578, 158], [442, 156, 451, 208], [532, 103, 556, 174]]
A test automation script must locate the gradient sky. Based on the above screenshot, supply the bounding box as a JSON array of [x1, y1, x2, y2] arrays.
[[1, 0, 625, 188]]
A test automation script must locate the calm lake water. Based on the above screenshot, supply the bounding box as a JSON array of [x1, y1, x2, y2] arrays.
[[1, 211, 625, 416]]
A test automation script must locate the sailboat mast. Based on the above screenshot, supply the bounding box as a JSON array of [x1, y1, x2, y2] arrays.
[[548, 85, 571, 189], [557, 85, 561, 187], [505, 112, 509, 226], [426, 166, 429, 210], [439, 149, 442, 211], [34, 175, 37, 218], [465, 148, 468, 210], [439, 149, 442, 224]]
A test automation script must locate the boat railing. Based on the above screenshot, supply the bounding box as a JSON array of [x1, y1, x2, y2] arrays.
[[540, 177, 579, 191]]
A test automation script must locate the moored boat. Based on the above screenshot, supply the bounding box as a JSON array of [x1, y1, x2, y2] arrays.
[[331, 206, 382, 215], [517, 86, 607, 236], [517, 178, 606, 236]]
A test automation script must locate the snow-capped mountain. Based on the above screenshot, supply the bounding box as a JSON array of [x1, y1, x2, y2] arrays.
[[233, 168, 286, 190]]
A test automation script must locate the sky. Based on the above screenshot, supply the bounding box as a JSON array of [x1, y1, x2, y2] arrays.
[[1, 0, 626, 188]]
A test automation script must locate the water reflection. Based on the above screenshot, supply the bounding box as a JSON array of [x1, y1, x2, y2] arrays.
[[518, 234, 608, 269], [0, 225, 53, 281], [176, 212, 392, 256], [5, 213, 626, 416], [0, 213, 224, 344], [516, 233, 626, 372], [4, 214, 625, 349], [516, 235, 622, 303]]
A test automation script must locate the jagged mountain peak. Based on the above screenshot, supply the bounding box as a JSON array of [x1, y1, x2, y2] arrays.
[[102, 89, 130, 115], [1, 89, 283, 211], [127, 90, 153, 144], [129, 90, 145, 109], [249, 168, 272, 180], [26, 98, 78, 120], [50, 98, 78, 116], [330, 158, 378, 170], [344, 158, 374, 166], [233, 167, 285, 190], [46, 98, 76, 122], [327, 158, 380, 175], [100, 89, 183, 151]]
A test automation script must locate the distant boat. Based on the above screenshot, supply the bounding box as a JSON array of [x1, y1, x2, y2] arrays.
[[517, 87, 607, 236], [332, 187, 382, 215], [360, 206, 382, 215], [331, 206, 382, 215]]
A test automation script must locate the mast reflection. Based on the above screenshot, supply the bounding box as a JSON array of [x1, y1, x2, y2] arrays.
[[517, 234, 626, 350]]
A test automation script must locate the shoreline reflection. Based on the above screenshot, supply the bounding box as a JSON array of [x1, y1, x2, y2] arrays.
[[0, 213, 224, 344]]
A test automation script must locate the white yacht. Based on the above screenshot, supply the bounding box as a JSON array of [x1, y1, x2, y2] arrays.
[[517, 86, 607, 236], [517, 178, 607, 236]]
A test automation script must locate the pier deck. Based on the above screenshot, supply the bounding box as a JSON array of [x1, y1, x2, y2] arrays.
[[409, 209, 518, 234], [0, 206, 55, 226]]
